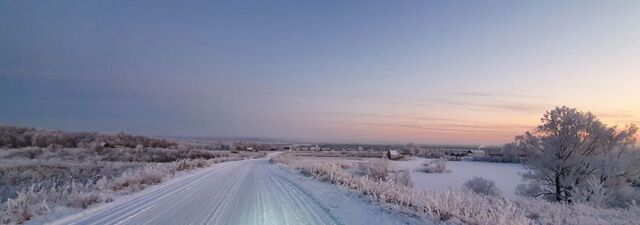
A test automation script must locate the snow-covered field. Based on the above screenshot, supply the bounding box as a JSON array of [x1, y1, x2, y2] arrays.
[[391, 158, 527, 197], [276, 154, 640, 225], [49, 156, 425, 225]]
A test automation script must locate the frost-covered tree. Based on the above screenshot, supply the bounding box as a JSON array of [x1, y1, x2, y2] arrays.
[[404, 142, 421, 155], [512, 106, 638, 204]]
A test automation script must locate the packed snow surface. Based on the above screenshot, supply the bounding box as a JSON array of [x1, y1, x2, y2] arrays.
[[392, 158, 527, 197], [50, 157, 425, 225]]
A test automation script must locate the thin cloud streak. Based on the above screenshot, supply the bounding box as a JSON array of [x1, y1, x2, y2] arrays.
[[456, 91, 546, 99], [299, 112, 534, 135], [263, 89, 551, 114], [340, 121, 525, 136], [297, 111, 535, 129], [301, 111, 462, 122]]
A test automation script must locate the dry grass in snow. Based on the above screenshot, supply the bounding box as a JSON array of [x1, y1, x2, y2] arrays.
[[271, 154, 640, 225], [0, 149, 263, 224]]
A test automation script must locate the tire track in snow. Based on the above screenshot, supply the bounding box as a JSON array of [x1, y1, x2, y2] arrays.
[[51, 158, 346, 225], [71, 161, 237, 225]]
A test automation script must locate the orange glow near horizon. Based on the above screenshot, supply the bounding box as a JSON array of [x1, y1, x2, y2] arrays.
[[2, 1, 639, 145], [296, 94, 640, 145]]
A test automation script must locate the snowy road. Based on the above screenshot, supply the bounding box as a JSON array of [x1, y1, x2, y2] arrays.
[[51, 157, 425, 225]]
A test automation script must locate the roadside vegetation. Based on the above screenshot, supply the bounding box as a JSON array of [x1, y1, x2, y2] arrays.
[[463, 177, 501, 196], [272, 106, 640, 225], [272, 153, 639, 225], [0, 126, 264, 224], [422, 158, 450, 173]]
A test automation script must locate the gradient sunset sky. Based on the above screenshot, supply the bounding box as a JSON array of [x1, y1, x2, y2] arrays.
[[1, 1, 639, 145]]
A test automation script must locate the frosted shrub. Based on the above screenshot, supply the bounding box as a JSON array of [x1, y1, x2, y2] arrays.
[[358, 159, 389, 181], [2, 147, 44, 159], [2, 188, 50, 224], [111, 165, 166, 192], [423, 158, 449, 173], [61, 182, 98, 205], [390, 170, 413, 187], [270, 154, 290, 165], [0, 182, 103, 224], [570, 177, 609, 207], [514, 197, 640, 225], [67, 191, 103, 209], [463, 177, 500, 196], [175, 158, 209, 171]]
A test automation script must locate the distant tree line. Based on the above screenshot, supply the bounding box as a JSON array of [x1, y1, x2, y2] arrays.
[[0, 125, 177, 149], [400, 142, 525, 163]]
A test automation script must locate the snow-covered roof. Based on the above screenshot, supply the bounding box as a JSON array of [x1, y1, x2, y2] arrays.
[[388, 150, 399, 155]]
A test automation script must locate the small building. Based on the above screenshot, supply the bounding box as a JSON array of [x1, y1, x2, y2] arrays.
[[387, 150, 402, 160], [246, 147, 255, 152], [100, 142, 115, 148]]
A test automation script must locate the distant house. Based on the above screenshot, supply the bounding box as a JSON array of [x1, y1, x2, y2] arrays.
[[246, 147, 255, 152], [321, 147, 331, 151], [100, 142, 115, 148], [283, 146, 291, 151], [467, 150, 486, 157], [387, 150, 402, 160]]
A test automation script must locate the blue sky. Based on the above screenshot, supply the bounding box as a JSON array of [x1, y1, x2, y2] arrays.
[[1, 1, 639, 144]]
